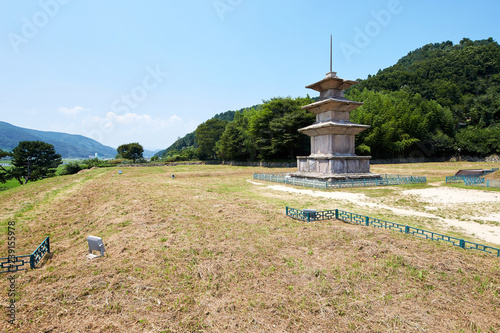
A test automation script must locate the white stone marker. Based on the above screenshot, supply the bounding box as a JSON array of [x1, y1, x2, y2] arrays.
[[87, 235, 106, 259]]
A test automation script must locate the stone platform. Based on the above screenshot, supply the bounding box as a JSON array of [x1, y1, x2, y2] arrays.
[[288, 171, 381, 181], [290, 155, 381, 181]]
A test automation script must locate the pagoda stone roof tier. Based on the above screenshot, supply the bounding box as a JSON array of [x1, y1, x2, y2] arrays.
[[298, 121, 370, 136], [302, 98, 364, 114], [305, 76, 358, 92]]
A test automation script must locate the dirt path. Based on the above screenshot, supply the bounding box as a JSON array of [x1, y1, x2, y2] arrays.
[[250, 180, 500, 245]]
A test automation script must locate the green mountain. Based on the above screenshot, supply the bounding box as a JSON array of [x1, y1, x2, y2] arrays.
[[0, 121, 117, 158], [353, 37, 500, 125], [347, 37, 500, 158]]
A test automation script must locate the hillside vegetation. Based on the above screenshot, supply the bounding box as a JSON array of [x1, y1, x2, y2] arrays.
[[351, 38, 500, 158], [159, 38, 500, 161], [0, 164, 499, 332]]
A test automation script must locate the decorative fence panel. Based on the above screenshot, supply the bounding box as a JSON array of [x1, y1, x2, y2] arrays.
[[486, 180, 500, 188], [0, 255, 31, 274], [446, 176, 500, 189], [30, 237, 50, 269], [286, 207, 500, 258], [0, 237, 50, 274], [464, 177, 486, 186], [446, 176, 470, 183]]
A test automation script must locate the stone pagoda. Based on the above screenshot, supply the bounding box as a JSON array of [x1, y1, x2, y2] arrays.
[[291, 70, 379, 181]]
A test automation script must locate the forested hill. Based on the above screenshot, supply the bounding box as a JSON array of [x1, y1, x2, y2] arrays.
[[158, 37, 500, 161], [354, 37, 499, 122], [347, 37, 500, 158], [0, 121, 117, 158]]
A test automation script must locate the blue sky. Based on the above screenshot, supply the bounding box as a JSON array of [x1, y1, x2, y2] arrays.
[[1, 0, 499, 150]]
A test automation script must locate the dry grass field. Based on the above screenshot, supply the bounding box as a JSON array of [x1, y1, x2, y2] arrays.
[[0, 163, 499, 332]]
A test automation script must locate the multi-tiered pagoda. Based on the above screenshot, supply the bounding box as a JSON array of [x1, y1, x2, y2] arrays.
[[291, 71, 380, 180]]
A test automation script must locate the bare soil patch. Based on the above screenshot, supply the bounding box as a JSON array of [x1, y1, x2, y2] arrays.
[[402, 186, 500, 205]]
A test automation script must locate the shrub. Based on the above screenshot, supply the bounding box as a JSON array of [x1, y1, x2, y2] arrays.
[[60, 162, 82, 175]]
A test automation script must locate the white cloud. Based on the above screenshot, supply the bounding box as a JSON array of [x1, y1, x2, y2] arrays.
[[82, 111, 191, 149], [58, 106, 88, 116], [91, 111, 181, 129]]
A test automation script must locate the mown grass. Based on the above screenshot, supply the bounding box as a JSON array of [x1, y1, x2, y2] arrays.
[[0, 163, 499, 332]]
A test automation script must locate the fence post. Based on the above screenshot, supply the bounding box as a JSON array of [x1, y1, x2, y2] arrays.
[[460, 239, 465, 249], [335, 209, 338, 220], [405, 226, 409, 234], [286, 207, 289, 216], [29, 254, 34, 269], [365, 216, 369, 227], [47, 237, 50, 253], [306, 212, 310, 223]]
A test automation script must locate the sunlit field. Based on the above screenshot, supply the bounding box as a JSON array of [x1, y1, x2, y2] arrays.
[[0, 163, 499, 332]]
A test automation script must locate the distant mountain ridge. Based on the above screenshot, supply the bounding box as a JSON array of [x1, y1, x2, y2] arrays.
[[0, 121, 117, 158]]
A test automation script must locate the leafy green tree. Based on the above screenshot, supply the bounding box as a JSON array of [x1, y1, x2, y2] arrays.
[[10, 141, 62, 185], [117, 143, 144, 163], [195, 118, 228, 159], [248, 97, 314, 160], [348, 89, 455, 158], [216, 111, 256, 161], [456, 125, 500, 155], [0, 149, 12, 183]]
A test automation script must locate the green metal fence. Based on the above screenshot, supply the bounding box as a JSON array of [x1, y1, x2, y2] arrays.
[[485, 179, 500, 188], [253, 173, 426, 189], [253, 173, 328, 189], [286, 207, 500, 257], [446, 176, 500, 188], [0, 237, 50, 273], [446, 176, 472, 183], [464, 177, 486, 186]]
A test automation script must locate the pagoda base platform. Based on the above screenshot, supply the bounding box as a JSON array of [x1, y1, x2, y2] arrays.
[[291, 155, 381, 181], [288, 171, 381, 181]]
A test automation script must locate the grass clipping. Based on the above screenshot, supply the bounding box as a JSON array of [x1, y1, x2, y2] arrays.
[[0, 165, 499, 332]]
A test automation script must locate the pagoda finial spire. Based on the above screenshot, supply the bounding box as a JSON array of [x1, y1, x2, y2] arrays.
[[326, 35, 338, 78], [330, 34, 333, 73]]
